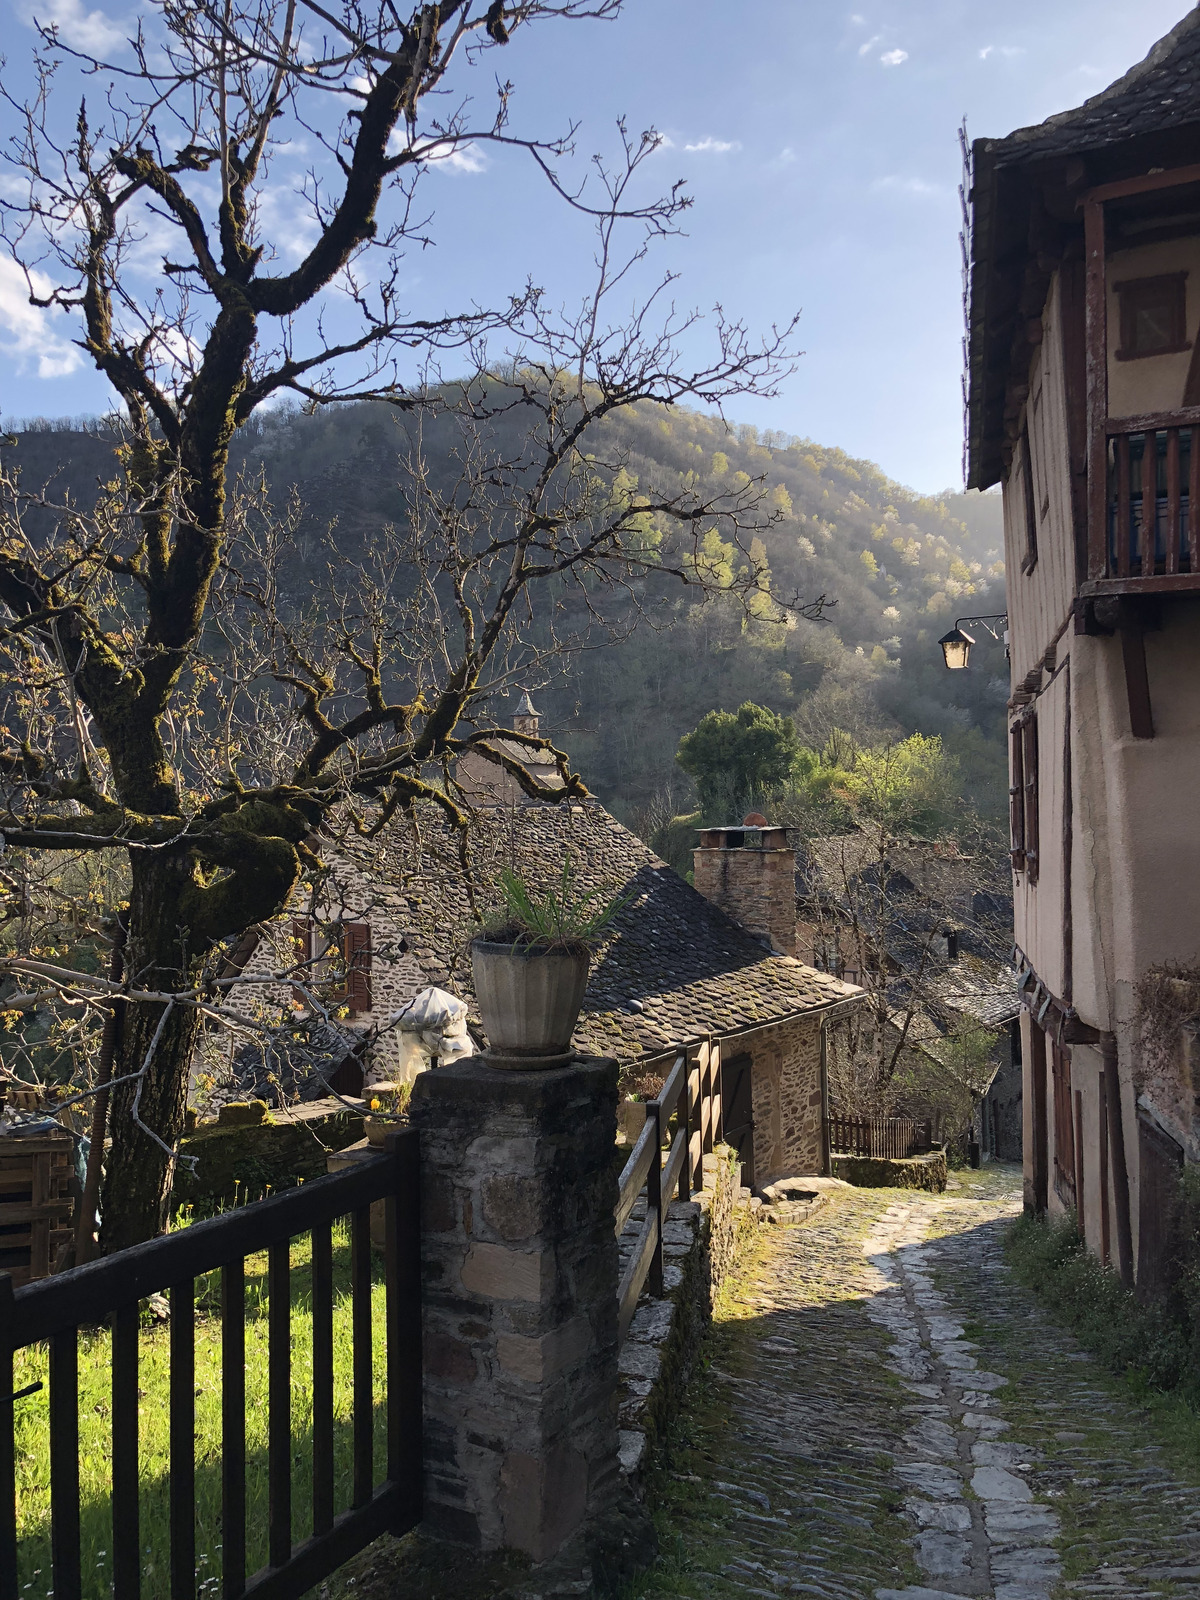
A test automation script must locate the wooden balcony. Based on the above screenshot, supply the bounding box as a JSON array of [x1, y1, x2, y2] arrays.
[[1085, 407, 1200, 596]]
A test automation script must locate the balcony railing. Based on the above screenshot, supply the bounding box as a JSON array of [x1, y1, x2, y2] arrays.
[[1089, 409, 1200, 592]]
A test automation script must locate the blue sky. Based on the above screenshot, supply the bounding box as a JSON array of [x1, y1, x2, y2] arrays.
[[0, 0, 1191, 491]]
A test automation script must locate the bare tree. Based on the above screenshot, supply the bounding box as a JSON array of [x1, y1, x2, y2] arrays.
[[0, 0, 811, 1247]]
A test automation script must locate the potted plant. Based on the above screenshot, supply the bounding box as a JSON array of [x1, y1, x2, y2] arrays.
[[363, 1080, 413, 1145], [472, 857, 631, 1069]]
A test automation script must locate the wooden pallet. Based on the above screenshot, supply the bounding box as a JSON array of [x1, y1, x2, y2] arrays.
[[0, 1131, 75, 1286]]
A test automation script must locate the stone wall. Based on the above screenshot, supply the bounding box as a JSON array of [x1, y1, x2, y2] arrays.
[[692, 842, 796, 956], [745, 1016, 825, 1183], [617, 1146, 743, 1479], [173, 1097, 365, 1212], [216, 854, 435, 1085], [831, 1148, 948, 1193]]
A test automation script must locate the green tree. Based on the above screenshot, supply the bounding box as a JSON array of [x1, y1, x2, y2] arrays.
[[676, 702, 799, 816]]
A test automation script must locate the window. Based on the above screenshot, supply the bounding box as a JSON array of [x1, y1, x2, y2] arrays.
[[1114, 272, 1189, 361], [292, 919, 372, 1014], [1009, 710, 1039, 882]]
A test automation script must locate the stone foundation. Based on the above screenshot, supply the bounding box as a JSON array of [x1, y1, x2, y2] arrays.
[[616, 1146, 743, 1479]]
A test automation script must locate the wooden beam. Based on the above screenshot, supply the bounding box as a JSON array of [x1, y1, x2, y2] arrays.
[[1079, 571, 1200, 597], [1101, 1035, 1134, 1288], [1119, 610, 1155, 739], [1107, 403, 1200, 434], [1084, 198, 1109, 582], [1086, 162, 1200, 205]]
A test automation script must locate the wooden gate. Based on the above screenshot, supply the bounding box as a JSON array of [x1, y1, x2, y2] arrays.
[[1137, 1114, 1184, 1299], [721, 1051, 754, 1187]]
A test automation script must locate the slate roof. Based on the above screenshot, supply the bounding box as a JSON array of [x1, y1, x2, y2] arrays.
[[922, 960, 1021, 1031], [981, 8, 1200, 166], [966, 7, 1200, 487], [332, 799, 861, 1061]]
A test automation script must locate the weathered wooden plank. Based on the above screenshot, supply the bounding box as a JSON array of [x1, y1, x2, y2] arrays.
[[617, 1211, 659, 1345], [1166, 428, 1181, 574], [615, 1121, 656, 1237]]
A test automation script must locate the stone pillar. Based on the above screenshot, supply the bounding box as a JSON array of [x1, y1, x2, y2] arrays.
[[408, 1054, 621, 1563]]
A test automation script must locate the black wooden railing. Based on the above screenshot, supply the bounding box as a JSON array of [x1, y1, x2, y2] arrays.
[[615, 1041, 722, 1344], [828, 1114, 932, 1160], [0, 1130, 421, 1600]]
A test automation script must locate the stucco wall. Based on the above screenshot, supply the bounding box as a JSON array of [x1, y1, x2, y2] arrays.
[[1106, 235, 1200, 420]]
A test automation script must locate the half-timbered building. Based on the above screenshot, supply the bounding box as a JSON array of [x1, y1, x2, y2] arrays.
[[966, 9, 1200, 1285]]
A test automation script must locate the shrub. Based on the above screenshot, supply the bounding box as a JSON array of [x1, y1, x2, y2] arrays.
[[1007, 1202, 1200, 1407]]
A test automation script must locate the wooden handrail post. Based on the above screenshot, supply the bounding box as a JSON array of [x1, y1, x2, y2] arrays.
[[677, 1055, 691, 1203], [647, 1101, 664, 1299]]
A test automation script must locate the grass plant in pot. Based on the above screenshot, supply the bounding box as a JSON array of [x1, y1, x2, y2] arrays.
[[472, 858, 631, 1069]]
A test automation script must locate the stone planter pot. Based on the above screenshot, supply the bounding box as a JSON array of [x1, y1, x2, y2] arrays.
[[470, 940, 590, 1069]]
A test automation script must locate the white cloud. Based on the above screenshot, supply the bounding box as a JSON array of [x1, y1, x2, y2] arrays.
[[980, 43, 1025, 60], [424, 141, 489, 175], [683, 136, 740, 154], [23, 0, 127, 55], [858, 33, 883, 56], [880, 48, 908, 66], [0, 256, 83, 379], [872, 174, 946, 198], [850, 13, 868, 24]]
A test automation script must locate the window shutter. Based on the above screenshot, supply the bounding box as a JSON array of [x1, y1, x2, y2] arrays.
[[292, 919, 313, 1008], [1020, 424, 1039, 574], [345, 922, 372, 1014], [1023, 713, 1040, 885], [1009, 722, 1026, 870]]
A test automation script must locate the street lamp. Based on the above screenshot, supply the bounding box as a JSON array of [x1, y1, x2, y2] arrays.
[[937, 613, 1009, 670]]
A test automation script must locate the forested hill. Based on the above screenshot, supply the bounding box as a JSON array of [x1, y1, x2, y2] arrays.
[[7, 405, 1008, 826]]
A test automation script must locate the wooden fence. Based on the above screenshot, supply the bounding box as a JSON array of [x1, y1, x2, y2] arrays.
[[615, 1040, 722, 1344], [828, 1114, 933, 1160], [0, 1131, 421, 1600]]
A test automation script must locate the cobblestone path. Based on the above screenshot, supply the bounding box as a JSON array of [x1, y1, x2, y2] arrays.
[[638, 1168, 1200, 1600]]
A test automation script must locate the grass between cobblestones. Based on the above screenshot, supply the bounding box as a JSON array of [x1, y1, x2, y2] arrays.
[[926, 1185, 1200, 1600], [1006, 1208, 1200, 1427], [627, 1194, 922, 1600]]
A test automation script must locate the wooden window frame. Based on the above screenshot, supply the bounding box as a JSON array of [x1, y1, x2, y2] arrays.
[[292, 918, 372, 1015], [1113, 272, 1190, 361]]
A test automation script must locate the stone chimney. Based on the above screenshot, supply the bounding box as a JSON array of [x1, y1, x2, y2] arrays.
[[513, 691, 539, 738], [693, 814, 796, 956]]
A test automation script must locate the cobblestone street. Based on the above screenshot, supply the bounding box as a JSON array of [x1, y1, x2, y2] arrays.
[[638, 1168, 1200, 1600]]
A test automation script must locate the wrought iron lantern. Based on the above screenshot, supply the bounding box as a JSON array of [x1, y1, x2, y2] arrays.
[[937, 613, 1008, 669]]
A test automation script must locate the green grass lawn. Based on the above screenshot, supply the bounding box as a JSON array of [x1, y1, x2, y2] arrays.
[[13, 1221, 390, 1600]]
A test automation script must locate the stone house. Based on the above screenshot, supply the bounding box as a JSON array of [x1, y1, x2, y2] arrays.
[[966, 8, 1200, 1287], [217, 712, 863, 1190]]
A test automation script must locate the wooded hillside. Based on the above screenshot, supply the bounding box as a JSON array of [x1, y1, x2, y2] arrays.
[[8, 404, 1008, 825]]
